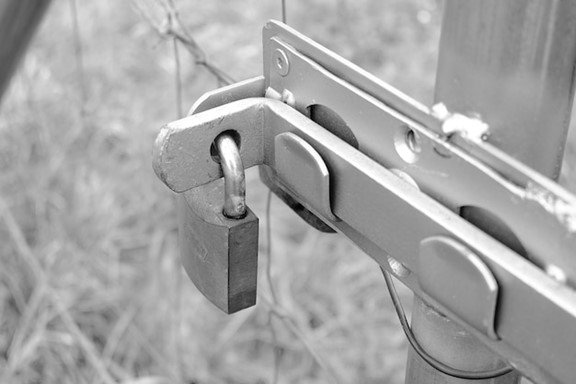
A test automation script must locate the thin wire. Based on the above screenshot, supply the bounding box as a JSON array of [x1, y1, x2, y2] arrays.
[[266, 190, 280, 384], [281, 0, 287, 24], [380, 268, 514, 380]]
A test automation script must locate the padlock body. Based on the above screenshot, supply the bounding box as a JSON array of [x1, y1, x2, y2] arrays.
[[177, 180, 258, 314]]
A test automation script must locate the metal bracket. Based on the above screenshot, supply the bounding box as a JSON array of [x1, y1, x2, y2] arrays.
[[262, 21, 576, 288], [153, 21, 576, 384]]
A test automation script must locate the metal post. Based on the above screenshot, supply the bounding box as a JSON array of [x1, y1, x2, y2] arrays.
[[0, 0, 52, 105], [406, 1, 576, 383]]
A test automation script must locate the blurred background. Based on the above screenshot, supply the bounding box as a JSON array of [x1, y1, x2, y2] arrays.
[[0, 1, 573, 383]]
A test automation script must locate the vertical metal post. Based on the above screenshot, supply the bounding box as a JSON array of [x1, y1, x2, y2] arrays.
[[406, 1, 576, 383], [0, 0, 52, 105]]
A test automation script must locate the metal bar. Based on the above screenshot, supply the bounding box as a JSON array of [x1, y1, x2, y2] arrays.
[[0, 0, 52, 104], [435, 0, 576, 179], [259, 24, 576, 284], [407, 1, 576, 383]]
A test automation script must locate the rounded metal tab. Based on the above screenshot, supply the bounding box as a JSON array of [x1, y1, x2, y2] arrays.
[[215, 133, 247, 219], [274, 132, 336, 221], [419, 236, 499, 340]]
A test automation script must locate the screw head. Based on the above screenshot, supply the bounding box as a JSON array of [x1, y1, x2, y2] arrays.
[[273, 48, 290, 76]]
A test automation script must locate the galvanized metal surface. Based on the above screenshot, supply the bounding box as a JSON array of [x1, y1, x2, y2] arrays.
[[274, 132, 336, 221], [155, 23, 576, 287]]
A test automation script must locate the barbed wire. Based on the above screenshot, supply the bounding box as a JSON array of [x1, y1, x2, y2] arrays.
[[132, 0, 235, 87]]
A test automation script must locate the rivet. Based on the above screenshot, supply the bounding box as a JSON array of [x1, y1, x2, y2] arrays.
[[273, 48, 290, 77]]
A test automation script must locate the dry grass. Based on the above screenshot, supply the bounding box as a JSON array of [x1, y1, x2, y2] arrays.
[[0, 1, 573, 384]]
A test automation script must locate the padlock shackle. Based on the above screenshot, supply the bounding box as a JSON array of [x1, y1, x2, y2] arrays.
[[215, 133, 247, 219]]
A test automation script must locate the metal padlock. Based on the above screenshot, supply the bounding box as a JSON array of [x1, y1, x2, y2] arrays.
[[177, 134, 259, 314]]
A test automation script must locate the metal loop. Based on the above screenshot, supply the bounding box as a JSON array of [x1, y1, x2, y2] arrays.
[[215, 133, 247, 219]]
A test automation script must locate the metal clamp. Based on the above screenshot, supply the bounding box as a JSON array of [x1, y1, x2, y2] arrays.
[[214, 133, 247, 219]]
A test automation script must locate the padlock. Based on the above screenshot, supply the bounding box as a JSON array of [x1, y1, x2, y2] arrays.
[[177, 134, 259, 314]]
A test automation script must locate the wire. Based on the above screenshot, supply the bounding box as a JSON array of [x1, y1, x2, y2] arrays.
[[265, 190, 280, 384], [380, 268, 514, 380]]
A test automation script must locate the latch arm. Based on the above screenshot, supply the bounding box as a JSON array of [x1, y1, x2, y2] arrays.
[[153, 97, 576, 384]]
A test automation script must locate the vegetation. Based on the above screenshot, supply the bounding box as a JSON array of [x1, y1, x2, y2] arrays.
[[0, 1, 573, 383]]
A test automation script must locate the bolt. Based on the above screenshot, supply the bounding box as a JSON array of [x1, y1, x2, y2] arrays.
[[281, 89, 295, 107], [273, 48, 290, 77]]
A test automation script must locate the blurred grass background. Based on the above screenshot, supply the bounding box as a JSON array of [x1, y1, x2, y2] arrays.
[[0, 1, 573, 383]]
